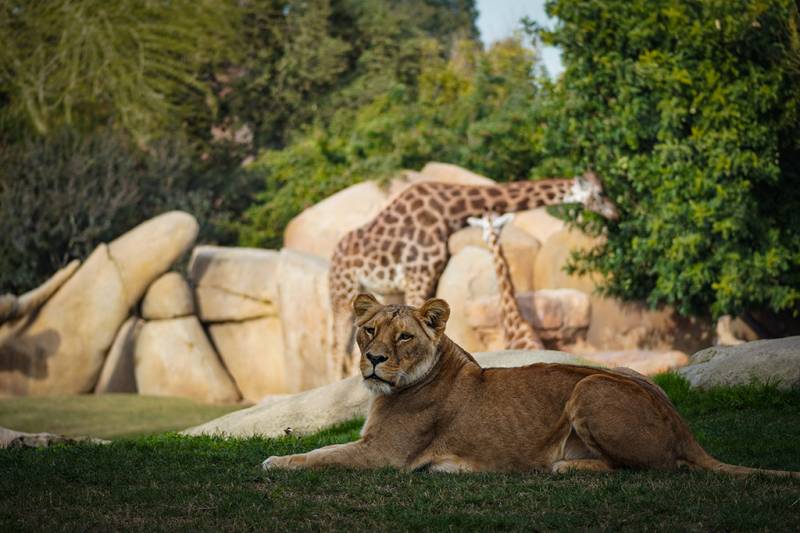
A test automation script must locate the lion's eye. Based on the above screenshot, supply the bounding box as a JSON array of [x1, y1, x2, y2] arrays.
[[397, 332, 413, 342], [363, 326, 375, 336]]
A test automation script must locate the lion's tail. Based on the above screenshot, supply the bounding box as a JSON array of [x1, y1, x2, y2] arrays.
[[682, 441, 800, 478]]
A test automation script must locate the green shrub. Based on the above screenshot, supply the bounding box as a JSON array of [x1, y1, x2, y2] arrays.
[[0, 0, 238, 145], [0, 129, 257, 293], [538, 0, 800, 318], [239, 37, 547, 248]]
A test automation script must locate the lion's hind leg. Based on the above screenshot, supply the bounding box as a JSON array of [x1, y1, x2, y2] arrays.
[[563, 374, 689, 471]]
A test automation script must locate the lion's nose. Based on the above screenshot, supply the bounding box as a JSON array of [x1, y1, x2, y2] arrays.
[[366, 352, 388, 366]]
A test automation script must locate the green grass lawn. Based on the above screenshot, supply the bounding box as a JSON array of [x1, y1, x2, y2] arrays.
[[2, 376, 800, 531], [0, 394, 244, 439]]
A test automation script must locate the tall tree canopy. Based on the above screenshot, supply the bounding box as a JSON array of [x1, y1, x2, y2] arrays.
[[539, 0, 800, 318]]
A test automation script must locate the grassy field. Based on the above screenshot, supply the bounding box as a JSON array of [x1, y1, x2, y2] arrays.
[[0, 394, 244, 439], [2, 376, 800, 531]]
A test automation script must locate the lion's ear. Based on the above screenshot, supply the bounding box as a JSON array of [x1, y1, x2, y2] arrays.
[[352, 293, 380, 319], [417, 298, 450, 336]]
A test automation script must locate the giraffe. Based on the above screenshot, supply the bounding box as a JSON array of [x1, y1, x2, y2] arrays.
[[467, 212, 543, 351], [329, 171, 618, 375]]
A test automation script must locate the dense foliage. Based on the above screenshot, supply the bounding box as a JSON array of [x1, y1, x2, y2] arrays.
[[0, 0, 478, 292], [0, 0, 237, 145], [239, 38, 547, 248], [0, 130, 255, 292], [540, 0, 800, 318], [3, 0, 799, 320]]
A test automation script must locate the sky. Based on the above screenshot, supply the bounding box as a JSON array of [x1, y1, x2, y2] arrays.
[[475, 0, 564, 77]]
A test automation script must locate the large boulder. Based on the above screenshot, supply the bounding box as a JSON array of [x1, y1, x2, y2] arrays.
[[448, 226, 540, 292], [435, 246, 498, 352], [0, 259, 80, 330], [283, 165, 495, 260], [107, 212, 199, 309], [517, 289, 591, 341], [209, 318, 287, 402], [533, 227, 712, 353], [283, 181, 388, 260], [509, 207, 566, 245], [189, 246, 280, 322], [276, 249, 336, 392], [582, 350, 689, 376], [134, 317, 240, 403], [0, 212, 198, 396], [182, 350, 584, 438], [678, 337, 800, 390], [418, 162, 496, 186], [141, 272, 194, 320], [465, 289, 591, 348], [182, 375, 367, 438], [534, 227, 604, 293], [94, 317, 141, 394]]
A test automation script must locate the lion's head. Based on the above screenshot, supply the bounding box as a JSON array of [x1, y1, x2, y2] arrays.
[[351, 293, 450, 395]]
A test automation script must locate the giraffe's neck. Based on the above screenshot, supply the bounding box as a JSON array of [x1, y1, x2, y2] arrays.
[[490, 178, 574, 212], [448, 179, 574, 229], [486, 229, 542, 350]]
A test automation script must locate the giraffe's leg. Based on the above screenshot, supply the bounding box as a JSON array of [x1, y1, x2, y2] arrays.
[[328, 260, 360, 378]]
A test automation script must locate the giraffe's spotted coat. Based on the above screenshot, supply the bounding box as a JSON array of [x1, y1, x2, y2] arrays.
[[328, 174, 616, 375], [479, 213, 544, 351]]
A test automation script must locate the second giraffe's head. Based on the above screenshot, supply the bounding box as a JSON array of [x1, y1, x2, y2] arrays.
[[466, 212, 513, 243], [564, 171, 619, 220]]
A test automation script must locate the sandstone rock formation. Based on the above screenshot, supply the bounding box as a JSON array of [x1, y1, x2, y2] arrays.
[[107, 212, 199, 309], [182, 350, 585, 438], [134, 317, 240, 403], [508, 206, 566, 245], [435, 246, 498, 352], [448, 225, 540, 292], [183, 375, 367, 438], [679, 336, 800, 390], [141, 272, 194, 320], [283, 164, 495, 259], [276, 249, 336, 392], [284, 181, 394, 260], [208, 318, 286, 402], [465, 289, 591, 349], [189, 246, 280, 322], [0, 211, 199, 396], [417, 162, 496, 186], [94, 317, 141, 394], [534, 227, 712, 353], [582, 349, 689, 376], [0, 260, 80, 326]]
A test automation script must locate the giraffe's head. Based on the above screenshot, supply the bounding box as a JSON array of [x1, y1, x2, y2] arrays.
[[564, 172, 619, 220], [467, 212, 514, 243]]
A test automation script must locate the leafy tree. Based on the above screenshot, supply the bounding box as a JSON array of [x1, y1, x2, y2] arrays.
[[538, 0, 800, 318], [0, 0, 238, 145], [222, 0, 480, 150], [0, 129, 259, 293], [239, 37, 545, 248]]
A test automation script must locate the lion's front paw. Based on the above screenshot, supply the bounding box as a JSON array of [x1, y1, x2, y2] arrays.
[[261, 454, 306, 470]]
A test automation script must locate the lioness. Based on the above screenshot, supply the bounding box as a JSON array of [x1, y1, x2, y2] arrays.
[[263, 294, 798, 477]]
